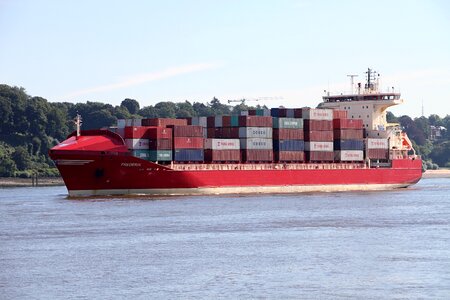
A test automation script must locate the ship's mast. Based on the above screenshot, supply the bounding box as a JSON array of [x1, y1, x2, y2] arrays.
[[347, 74, 358, 94], [75, 114, 82, 139]]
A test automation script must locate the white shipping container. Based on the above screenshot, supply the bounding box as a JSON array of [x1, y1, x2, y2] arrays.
[[366, 138, 389, 149], [334, 150, 364, 161], [305, 141, 334, 152], [302, 108, 333, 121], [239, 127, 273, 138], [240, 138, 273, 150], [204, 138, 240, 150], [125, 138, 150, 150], [240, 111, 249, 116]]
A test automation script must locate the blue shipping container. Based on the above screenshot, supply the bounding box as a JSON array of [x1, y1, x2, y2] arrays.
[[173, 149, 204, 161], [273, 140, 305, 151], [333, 140, 364, 150]]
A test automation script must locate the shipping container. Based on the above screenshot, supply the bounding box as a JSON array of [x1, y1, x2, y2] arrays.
[[231, 115, 239, 127], [207, 127, 240, 138], [147, 127, 173, 139], [117, 119, 142, 128], [333, 140, 364, 151], [148, 139, 172, 150], [273, 117, 303, 129], [208, 116, 232, 127], [190, 116, 208, 127], [125, 138, 150, 150], [240, 110, 249, 116], [239, 127, 273, 138], [249, 109, 270, 116], [305, 141, 333, 152], [304, 130, 334, 141], [306, 151, 334, 161], [333, 119, 364, 129], [270, 108, 288, 118], [240, 138, 273, 150], [204, 149, 241, 162], [304, 120, 333, 131], [366, 148, 389, 159], [124, 125, 149, 139], [204, 138, 240, 150], [241, 149, 273, 162], [273, 140, 305, 151], [332, 110, 348, 119], [238, 116, 273, 127], [171, 125, 204, 137], [293, 108, 303, 118], [286, 109, 295, 118], [366, 138, 389, 149], [334, 150, 364, 161], [273, 128, 304, 140], [142, 118, 187, 127], [301, 108, 333, 120], [333, 129, 364, 140], [173, 137, 204, 149], [149, 150, 172, 161], [274, 151, 305, 162], [173, 149, 204, 161], [131, 150, 152, 160]]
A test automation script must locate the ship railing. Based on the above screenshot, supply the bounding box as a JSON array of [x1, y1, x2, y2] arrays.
[[171, 162, 367, 171]]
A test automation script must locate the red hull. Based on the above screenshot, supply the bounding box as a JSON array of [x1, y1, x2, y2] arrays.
[[49, 130, 423, 196]]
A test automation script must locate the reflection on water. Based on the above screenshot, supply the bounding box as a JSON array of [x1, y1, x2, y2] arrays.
[[1, 178, 449, 299]]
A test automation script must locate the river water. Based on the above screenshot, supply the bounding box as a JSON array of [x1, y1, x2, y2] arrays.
[[1, 178, 449, 299]]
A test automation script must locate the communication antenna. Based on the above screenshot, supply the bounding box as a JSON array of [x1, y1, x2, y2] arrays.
[[347, 74, 358, 94], [421, 100, 424, 117]]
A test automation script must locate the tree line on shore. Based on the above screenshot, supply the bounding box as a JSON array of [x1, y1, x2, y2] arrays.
[[0, 84, 449, 177]]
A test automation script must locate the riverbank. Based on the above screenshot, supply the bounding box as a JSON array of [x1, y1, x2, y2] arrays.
[[0, 177, 64, 188], [423, 169, 450, 178]]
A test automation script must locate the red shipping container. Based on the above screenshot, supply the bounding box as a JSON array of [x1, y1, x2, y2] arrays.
[[173, 137, 204, 149], [293, 108, 303, 118], [306, 151, 334, 162], [274, 151, 305, 162], [171, 125, 204, 137], [273, 129, 304, 140], [333, 119, 363, 129], [149, 138, 172, 150], [304, 130, 334, 141], [366, 149, 389, 159], [222, 116, 231, 127], [208, 127, 240, 138], [304, 120, 333, 131], [142, 118, 187, 127], [238, 116, 273, 127], [124, 126, 152, 139], [332, 110, 348, 119], [241, 149, 273, 162], [333, 129, 364, 140], [147, 127, 173, 139], [204, 149, 241, 162]]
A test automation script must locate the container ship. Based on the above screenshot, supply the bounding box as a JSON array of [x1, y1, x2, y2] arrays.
[[49, 69, 422, 197]]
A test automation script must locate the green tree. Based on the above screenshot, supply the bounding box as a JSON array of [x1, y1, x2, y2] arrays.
[[155, 102, 177, 118], [121, 98, 140, 115], [11, 146, 32, 171], [139, 106, 158, 118]]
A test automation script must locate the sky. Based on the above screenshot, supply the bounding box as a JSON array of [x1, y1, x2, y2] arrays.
[[1, 0, 450, 117]]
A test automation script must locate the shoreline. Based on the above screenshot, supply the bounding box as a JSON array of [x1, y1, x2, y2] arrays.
[[422, 169, 450, 178], [0, 177, 64, 188]]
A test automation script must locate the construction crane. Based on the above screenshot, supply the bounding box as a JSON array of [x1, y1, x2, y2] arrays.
[[227, 97, 283, 104]]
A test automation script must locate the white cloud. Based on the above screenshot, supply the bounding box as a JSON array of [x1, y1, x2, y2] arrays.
[[63, 62, 222, 99]]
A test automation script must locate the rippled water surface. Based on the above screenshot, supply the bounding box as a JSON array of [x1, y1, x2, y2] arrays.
[[1, 178, 450, 299]]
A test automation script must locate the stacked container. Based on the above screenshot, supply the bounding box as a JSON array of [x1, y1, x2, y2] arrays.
[[272, 117, 305, 162], [204, 138, 240, 162], [333, 117, 364, 162], [238, 116, 273, 162], [302, 108, 334, 162], [171, 125, 204, 162], [123, 125, 151, 160], [365, 138, 389, 160], [188, 117, 208, 138], [142, 118, 187, 127], [148, 127, 173, 162]]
